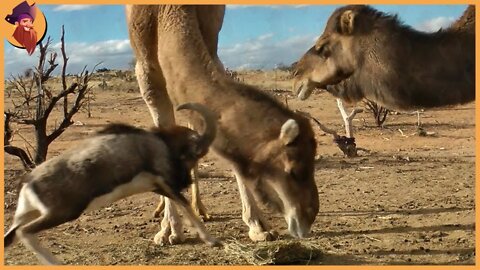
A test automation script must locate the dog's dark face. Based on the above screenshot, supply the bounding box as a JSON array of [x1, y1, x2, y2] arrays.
[[153, 126, 205, 170], [148, 126, 203, 197]]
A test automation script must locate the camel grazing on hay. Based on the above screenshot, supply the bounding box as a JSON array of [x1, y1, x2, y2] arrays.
[[293, 5, 475, 110], [127, 5, 319, 244]]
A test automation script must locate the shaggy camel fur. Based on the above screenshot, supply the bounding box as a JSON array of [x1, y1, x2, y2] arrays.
[[127, 5, 319, 244], [294, 5, 475, 110]]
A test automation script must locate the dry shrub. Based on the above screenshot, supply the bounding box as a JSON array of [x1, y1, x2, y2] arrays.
[[224, 240, 323, 265]]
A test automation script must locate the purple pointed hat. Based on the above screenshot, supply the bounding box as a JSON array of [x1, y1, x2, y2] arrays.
[[5, 1, 37, 25]]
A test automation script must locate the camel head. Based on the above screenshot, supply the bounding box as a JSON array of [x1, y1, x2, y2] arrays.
[[247, 116, 319, 238], [293, 6, 362, 101], [293, 5, 475, 110]]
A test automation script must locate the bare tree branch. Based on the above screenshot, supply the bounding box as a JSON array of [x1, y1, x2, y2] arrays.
[[4, 112, 35, 169], [297, 108, 367, 158], [336, 99, 363, 138], [4, 112, 14, 145], [42, 83, 78, 121], [43, 52, 58, 83], [15, 132, 36, 152], [47, 84, 87, 143], [364, 99, 390, 127], [18, 119, 37, 125], [61, 25, 69, 116], [4, 146, 35, 170], [4, 25, 94, 167], [35, 37, 58, 84], [308, 115, 340, 139]]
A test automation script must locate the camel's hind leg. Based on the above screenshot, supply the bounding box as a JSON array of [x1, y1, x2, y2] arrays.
[[134, 61, 175, 128], [136, 60, 185, 244], [196, 5, 226, 73], [153, 197, 185, 245], [152, 196, 165, 218], [191, 164, 211, 221], [153, 166, 211, 221], [175, 194, 220, 247], [127, 6, 175, 128], [128, 5, 184, 245], [152, 178, 219, 247], [185, 122, 211, 221], [190, 6, 222, 222], [133, 59, 186, 245]]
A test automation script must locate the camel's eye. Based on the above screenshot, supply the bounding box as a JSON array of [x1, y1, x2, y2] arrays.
[[316, 43, 331, 59]]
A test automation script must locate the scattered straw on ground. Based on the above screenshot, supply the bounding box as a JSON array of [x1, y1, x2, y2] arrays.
[[224, 239, 323, 265]]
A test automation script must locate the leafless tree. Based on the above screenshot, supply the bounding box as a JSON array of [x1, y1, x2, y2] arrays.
[[364, 99, 391, 127], [4, 26, 98, 168], [297, 100, 368, 158], [4, 111, 35, 169]]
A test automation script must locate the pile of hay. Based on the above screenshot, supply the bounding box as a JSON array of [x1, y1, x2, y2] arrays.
[[224, 239, 323, 265]]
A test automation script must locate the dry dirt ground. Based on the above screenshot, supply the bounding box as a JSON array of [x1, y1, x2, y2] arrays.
[[3, 70, 475, 265]]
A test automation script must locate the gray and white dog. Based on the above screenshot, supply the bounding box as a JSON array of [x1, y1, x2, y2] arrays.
[[4, 103, 219, 265]]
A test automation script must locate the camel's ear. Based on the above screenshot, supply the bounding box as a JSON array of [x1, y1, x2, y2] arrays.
[[279, 119, 299, 146], [340, 10, 355, 34]]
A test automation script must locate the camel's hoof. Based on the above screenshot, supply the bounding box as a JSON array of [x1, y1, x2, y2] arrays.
[[153, 231, 185, 245], [200, 213, 212, 222], [248, 230, 279, 242], [168, 233, 185, 245], [193, 207, 212, 222], [153, 231, 169, 245]]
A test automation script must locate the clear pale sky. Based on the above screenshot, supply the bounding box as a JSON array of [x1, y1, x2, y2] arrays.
[[4, 4, 468, 76]]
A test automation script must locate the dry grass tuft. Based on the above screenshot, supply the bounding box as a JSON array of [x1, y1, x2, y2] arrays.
[[224, 239, 323, 265]]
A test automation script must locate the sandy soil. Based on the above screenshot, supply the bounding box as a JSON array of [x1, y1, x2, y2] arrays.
[[3, 70, 475, 265]]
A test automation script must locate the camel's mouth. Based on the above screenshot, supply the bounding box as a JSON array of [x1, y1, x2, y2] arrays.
[[295, 79, 329, 101], [296, 73, 355, 101]]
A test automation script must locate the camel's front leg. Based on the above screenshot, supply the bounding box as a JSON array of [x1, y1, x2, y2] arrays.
[[151, 168, 210, 246], [191, 165, 211, 221], [135, 61, 175, 128], [153, 197, 185, 245], [172, 193, 220, 247], [233, 168, 278, 242], [152, 166, 211, 221], [152, 196, 165, 218]]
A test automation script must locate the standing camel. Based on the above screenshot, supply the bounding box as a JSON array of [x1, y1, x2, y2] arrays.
[[293, 5, 475, 110]]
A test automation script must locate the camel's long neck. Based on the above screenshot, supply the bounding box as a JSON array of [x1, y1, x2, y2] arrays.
[[155, 6, 224, 102], [359, 26, 474, 109]]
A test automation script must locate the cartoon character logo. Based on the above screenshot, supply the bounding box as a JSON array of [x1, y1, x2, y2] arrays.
[[5, 1, 47, 55]]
